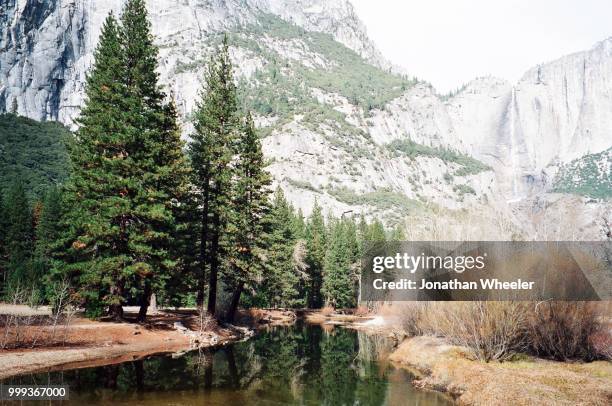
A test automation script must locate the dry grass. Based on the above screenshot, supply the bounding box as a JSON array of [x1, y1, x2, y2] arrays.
[[320, 305, 335, 316], [390, 336, 612, 405], [354, 305, 369, 316], [391, 301, 611, 362]]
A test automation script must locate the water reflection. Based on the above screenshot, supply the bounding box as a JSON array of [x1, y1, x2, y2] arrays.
[[1, 324, 453, 405]]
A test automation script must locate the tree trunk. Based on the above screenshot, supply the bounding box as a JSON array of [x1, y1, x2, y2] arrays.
[[150, 293, 157, 313], [108, 284, 124, 320], [207, 222, 219, 316], [225, 281, 244, 323], [207, 189, 221, 316], [197, 175, 210, 307], [137, 280, 152, 322]]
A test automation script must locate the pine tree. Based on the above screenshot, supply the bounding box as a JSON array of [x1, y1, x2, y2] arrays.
[[119, 1, 190, 321], [0, 188, 7, 287], [35, 187, 62, 259], [188, 35, 239, 315], [357, 215, 368, 256], [56, 13, 132, 317], [153, 98, 193, 310], [5, 179, 34, 294], [260, 187, 303, 308], [305, 199, 326, 308], [32, 187, 63, 297], [223, 113, 271, 321], [10, 98, 18, 115], [292, 208, 306, 239], [322, 217, 359, 308], [56, 5, 188, 319], [120, 0, 164, 108], [356, 217, 387, 306], [360, 219, 386, 255]]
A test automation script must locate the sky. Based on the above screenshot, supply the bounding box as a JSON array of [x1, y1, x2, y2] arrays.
[[351, 0, 612, 93]]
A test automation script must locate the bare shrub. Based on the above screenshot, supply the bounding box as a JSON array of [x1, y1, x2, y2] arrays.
[[527, 301, 608, 361], [591, 330, 612, 360], [196, 305, 217, 333], [354, 305, 369, 316], [0, 287, 43, 349], [418, 301, 529, 362], [385, 300, 610, 362], [396, 302, 429, 336], [1, 283, 77, 350]]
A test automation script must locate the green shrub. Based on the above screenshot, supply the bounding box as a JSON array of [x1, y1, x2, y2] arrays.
[[329, 187, 421, 214], [388, 139, 491, 176], [553, 147, 611, 199], [286, 178, 318, 192], [453, 184, 476, 196]]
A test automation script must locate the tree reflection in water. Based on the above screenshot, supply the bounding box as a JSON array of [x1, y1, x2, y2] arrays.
[[2, 324, 453, 405]]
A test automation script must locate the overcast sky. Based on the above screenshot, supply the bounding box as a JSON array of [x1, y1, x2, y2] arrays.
[[351, 0, 612, 93]]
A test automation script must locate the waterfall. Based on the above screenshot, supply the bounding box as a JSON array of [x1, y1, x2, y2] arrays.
[[507, 87, 522, 201]]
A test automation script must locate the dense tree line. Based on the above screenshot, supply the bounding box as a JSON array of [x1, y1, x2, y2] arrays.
[[0, 0, 397, 321], [243, 194, 390, 310], [0, 113, 71, 198]]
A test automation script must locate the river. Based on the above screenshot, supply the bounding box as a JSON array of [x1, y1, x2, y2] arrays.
[[1, 323, 453, 405]]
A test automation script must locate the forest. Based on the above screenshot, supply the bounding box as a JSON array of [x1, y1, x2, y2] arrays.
[[0, 0, 399, 323]]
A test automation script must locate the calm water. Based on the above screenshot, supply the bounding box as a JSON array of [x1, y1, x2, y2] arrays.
[[1, 324, 453, 405]]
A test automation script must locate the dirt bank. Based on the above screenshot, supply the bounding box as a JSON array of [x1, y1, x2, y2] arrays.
[[0, 311, 249, 380], [301, 309, 374, 325], [237, 308, 298, 326], [235, 308, 377, 329], [389, 336, 612, 405]]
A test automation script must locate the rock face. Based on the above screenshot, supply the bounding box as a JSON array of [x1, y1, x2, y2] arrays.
[[447, 39, 612, 200], [0, 0, 386, 123], [0, 0, 610, 236]]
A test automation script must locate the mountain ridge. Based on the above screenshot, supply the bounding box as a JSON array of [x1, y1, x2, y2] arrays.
[[0, 0, 609, 239]]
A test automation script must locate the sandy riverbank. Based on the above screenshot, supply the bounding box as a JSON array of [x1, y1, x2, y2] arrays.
[[389, 336, 612, 405], [1, 307, 366, 379], [0, 310, 251, 380]]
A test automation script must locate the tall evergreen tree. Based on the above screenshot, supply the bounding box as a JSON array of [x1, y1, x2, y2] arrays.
[[322, 217, 359, 308], [122, 0, 162, 321], [10, 98, 18, 115], [0, 188, 7, 287], [120, 0, 164, 109], [360, 219, 386, 255], [357, 215, 368, 256], [35, 187, 62, 259], [120, 1, 190, 321], [305, 200, 326, 308], [291, 208, 306, 239], [56, 13, 133, 317], [5, 179, 34, 294], [188, 35, 239, 315], [152, 98, 194, 310], [223, 113, 271, 321], [56, 4, 188, 319], [32, 187, 63, 297], [260, 187, 303, 308]]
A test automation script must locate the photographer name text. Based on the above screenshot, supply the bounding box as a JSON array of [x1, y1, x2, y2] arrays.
[[372, 278, 535, 290]]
